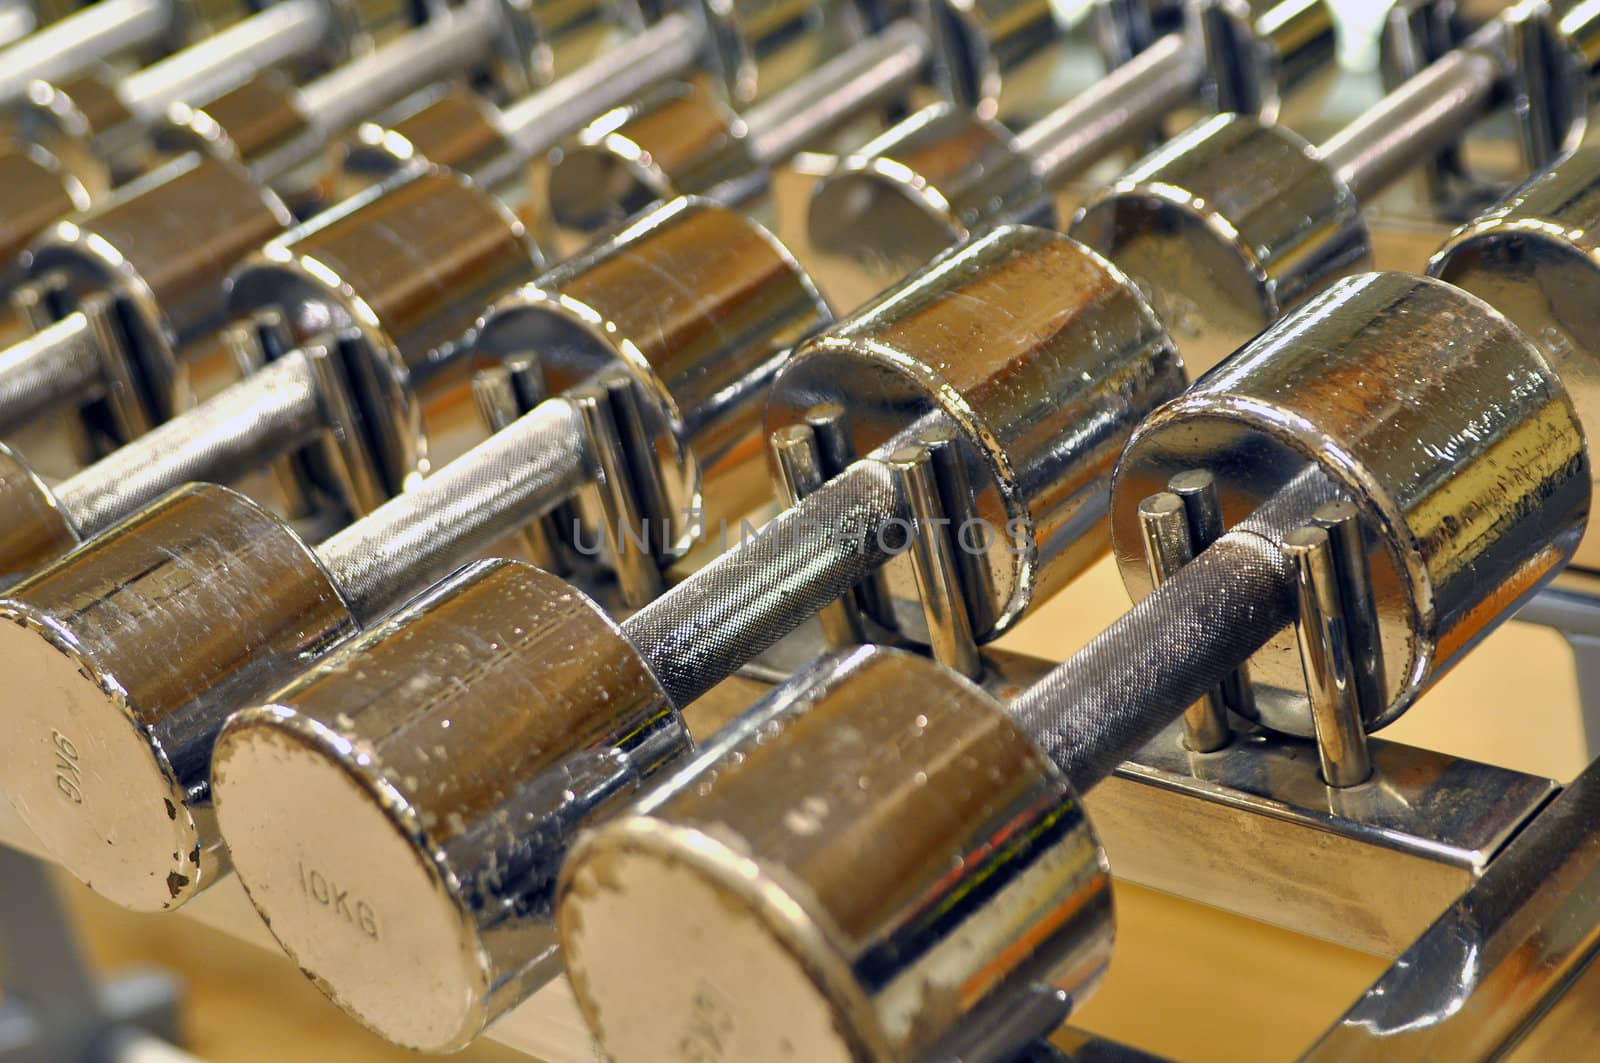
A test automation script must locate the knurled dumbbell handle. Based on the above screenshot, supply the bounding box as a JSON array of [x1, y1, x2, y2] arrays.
[[741, 18, 930, 169], [1317, 24, 1503, 203], [315, 397, 587, 623], [0, 313, 104, 438], [1014, 30, 1202, 189], [624, 459, 906, 708], [53, 347, 326, 537], [118, 0, 333, 122], [475, 10, 707, 188], [0, 0, 171, 104], [1008, 468, 1341, 791]]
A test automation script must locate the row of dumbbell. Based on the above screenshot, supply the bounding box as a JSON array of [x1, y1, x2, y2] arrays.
[[0, 0, 1597, 1058]]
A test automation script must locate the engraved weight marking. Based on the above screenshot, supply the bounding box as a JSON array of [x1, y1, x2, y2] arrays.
[[51, 730, 83, 805], [678, 979, 736, 1063], [298, 861, 381, 940]]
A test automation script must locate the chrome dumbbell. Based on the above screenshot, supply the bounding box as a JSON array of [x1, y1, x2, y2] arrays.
[[1070, 0, 1600, 377], [0, 0, 856, 469], [0, 163, 540, 583], [1099, 141, 1600, 744], [1428, 145, 1600, 568], [808, 0, 1335, 308], [533, 0, 1093, 255], [340, 0, 881, 235], [206, 222, 1181, 1048], [0, 0, 440, 266], [533, 16, 935, 256], [0, 0, 546, 473], [1382, 0, 1589, 210], [0, 198, 824, 923], [0, 0, 249, 108], [555, 269, 1591, 1062]]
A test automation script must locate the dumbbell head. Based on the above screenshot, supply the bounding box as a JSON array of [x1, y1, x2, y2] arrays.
[[1069, 113, 1368, 378], [536, 80, 763, 256], [3, 195, 817, 916], [705, 0, 866, 107], [23, 154, 294, 443], [334, 0, 660, 195], [928, 0, 1062, 123], [1429, 145, 1600, 568], [10, 67, 125, 202], [766, 223, 1184, 642], [212, 559, 682, 1052], [558, 644, 1113, 1063], [0, 441, 80, 576], [805, 101, 1047, 310], [1110, 272, 1590, 736], [0, 145, 95, 280], [227, 165, 539, 510], [476, 196, 829, 552], [0, 483, 354, 911], [334, 85, 511, 199], [158, 69, 320, 171]]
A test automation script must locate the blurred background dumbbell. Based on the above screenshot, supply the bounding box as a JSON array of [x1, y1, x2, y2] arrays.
[[0, 198, 824, 927], [0, 0, 556, 481], [554, 268, 1592, 1062], [206, 221, 1182, 1049], [0, 0, 256, 109], [531, 0, 1105, 255], [808, 0, 1337, 307], [0, 0, 858, 487], [1071, 0, 1600, 376], [0, 0, 446, 274]]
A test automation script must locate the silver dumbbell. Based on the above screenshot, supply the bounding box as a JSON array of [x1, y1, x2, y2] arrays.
[[0, 0, 864, 468], [534, 0, 1099, 255], [533, 16, 935, 256], [1429, 145, 1600, 570], [554, 269, 1591, 1062], [0, 0, 555, 479], [807, 0, 1336, 308], [0, 0, 249, 109], [0, 161, 542, 584], [0, 197, 824, 925], [346, 0, 906, 256], [0, 0, 441, 264], [206, 222, 1181, 1048], [1070, 0, 1600, 377]]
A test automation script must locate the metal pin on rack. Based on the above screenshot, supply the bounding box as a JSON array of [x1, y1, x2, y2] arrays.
[[1171, 469, 1257, 722], [772, 422, 866, 650], [571, 377, 662, 607], [1285, 523, 1373, 788], [1138, 490, 1231, 752], [471, 358, 566, 573], [890, 441, 983, 678], [803, 402, 894, 625]]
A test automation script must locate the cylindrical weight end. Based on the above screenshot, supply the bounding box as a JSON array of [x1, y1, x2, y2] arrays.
[[1111, 272, 1590, 736], [0, 483, 353, 911], [768, 223, 1184, 643], [0, 441, 81, 582], [478, 196, 828, 556], [537, 81, 757, 258], [1070, 113, 1368, 378], [214, 559, 683, 1052], [805, 101, 1045, 311], [560, 645, 1112, 1063], [1428, 146, 1600, 569]]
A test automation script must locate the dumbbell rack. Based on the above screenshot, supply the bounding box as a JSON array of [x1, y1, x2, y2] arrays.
[[5, 7, 1600, 1062]]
